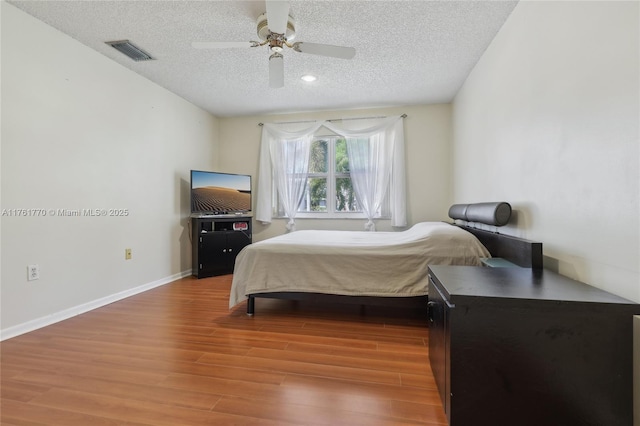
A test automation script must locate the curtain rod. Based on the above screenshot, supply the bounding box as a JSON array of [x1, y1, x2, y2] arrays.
[[258, 113, 406, 126]]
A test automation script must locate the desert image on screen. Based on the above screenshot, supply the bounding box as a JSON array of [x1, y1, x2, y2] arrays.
[[191, 187, 250, 213]]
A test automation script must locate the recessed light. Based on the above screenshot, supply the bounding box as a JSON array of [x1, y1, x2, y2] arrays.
[[301, 74, 317, 82]]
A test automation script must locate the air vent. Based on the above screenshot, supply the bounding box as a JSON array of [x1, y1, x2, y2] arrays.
[[105, 40, 154, 62]]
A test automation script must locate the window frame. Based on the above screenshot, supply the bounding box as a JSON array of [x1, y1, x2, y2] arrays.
[[273, 134, 390, 220]]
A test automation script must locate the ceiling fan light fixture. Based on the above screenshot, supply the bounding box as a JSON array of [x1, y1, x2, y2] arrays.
[[301, 74, 317, 82]]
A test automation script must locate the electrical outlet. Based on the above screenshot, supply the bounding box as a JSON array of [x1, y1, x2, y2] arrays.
[[125, 248, 132, 260], [27, 264, 40, 281]]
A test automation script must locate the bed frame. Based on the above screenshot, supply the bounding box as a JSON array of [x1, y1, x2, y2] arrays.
[[245, 225, 542, 315]]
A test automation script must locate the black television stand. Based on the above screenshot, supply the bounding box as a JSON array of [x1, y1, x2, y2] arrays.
[[191, 216, 252, 278]]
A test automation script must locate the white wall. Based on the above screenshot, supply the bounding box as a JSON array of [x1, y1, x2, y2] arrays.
[[453, 1, 639, 301], [219, 104, 453, 241], [1, 3, 220, 337]]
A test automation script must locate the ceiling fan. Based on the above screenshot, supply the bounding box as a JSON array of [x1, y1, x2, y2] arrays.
[[192, 0, 356, 88]]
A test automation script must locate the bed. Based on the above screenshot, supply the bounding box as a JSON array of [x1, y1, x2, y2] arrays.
[[230, 202, 543, 315]]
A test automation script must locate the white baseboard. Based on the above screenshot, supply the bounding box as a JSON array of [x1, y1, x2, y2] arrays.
[[0, 270, 193, 341]]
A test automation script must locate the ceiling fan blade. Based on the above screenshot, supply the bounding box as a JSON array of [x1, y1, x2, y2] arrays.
[[292, 42, 356, 59], [192, 42, 254, 49], [269, 53, 284, 88], [265, 0, 290, 34]]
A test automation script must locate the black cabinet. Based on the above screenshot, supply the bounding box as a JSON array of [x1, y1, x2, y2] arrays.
[[191, 217, 252, 278], [427, 265, 639, 426]]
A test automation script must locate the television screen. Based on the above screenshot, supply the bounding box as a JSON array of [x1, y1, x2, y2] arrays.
[[190, 170, 252, 215]]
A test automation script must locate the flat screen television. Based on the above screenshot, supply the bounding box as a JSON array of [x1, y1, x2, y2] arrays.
[[190, 170, 252, 216]]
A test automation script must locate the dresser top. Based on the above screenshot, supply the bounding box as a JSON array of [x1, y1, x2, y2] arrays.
[[428, 265, 638, 305]]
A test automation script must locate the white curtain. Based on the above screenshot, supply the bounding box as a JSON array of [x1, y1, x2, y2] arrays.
[[325, 116, 406, 230], [343, 135, 388, 231], [256, 116, 406, 231], [256, 121, 324, 231]]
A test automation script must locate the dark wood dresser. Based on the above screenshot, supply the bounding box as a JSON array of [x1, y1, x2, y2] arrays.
[[427, 265, 639, 426]]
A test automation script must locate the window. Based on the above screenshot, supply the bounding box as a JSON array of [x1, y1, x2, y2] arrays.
[[256, 115, 406, 229], [276, 136, 389, 219]]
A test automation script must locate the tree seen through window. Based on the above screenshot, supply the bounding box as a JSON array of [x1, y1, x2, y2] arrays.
[[298, 137, 360, 213]]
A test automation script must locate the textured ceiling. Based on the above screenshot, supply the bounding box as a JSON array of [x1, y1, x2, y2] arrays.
[[8, 0, 518, 117]]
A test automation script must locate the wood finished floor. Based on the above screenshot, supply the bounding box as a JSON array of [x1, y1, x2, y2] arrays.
[[1, 275, 446, 425]]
